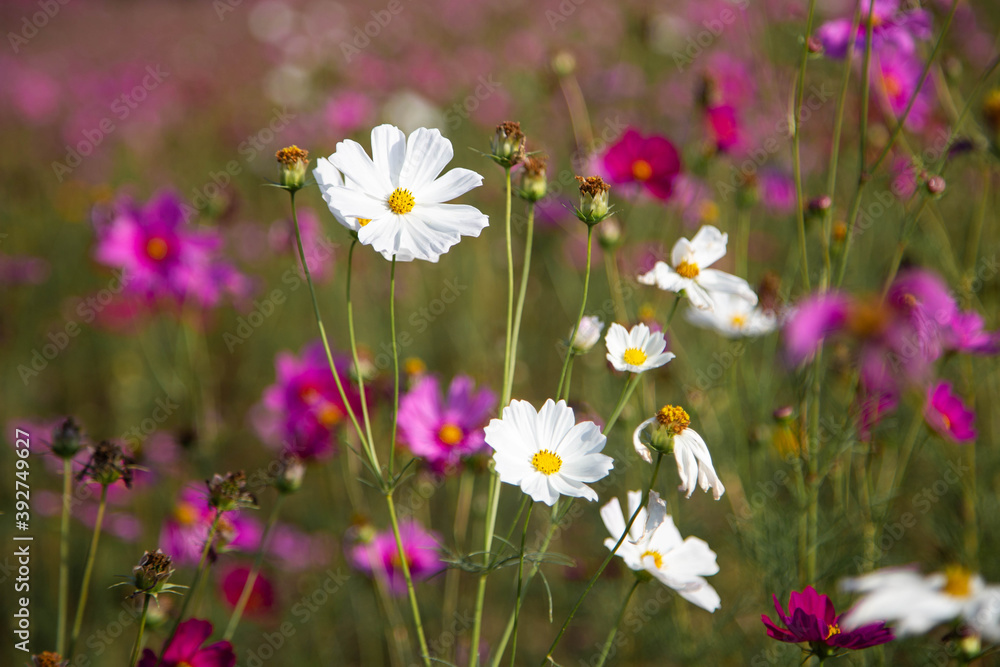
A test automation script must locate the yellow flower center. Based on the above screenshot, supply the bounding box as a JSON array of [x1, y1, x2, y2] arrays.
[[825, 623, 842, 640], [173, 502, 199, 526], [882, 73, 902, 98], [531, 449, 563, 476], [317, 403, 343, 426], [438, 423, 463, 446], [622, 348, 648, 367], [698, 200, 720, 224], [387, 188, 415, 215], [730, 314, 748, 329], [631, 159, 653, 182], [656, 405, 691, 435], [358, 218, 372, 227], [404, 357, 426, 375], [146, 237, 169, 261], [675, 260, 700, 279], [640, 549, 663, 569], [943, 565, 973, 598]]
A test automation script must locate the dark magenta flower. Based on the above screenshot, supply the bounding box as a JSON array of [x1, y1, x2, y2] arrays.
[[705, 104, 742, 154], [816, 0, 932, 59], [924, 382, 976, 443], [397, 374, 496, 472], [945, 310, 1000, 355], [349, 520, 444, 596], [601, 127, 681, 201], [137, 618, 235, 667], [219, 565, 276, 616], [762, 586, 893, 657]]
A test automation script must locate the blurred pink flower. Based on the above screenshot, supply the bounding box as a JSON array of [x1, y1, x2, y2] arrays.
[[816, 0, 931, 59], [160, 488, 262, 566], [870, 46, 935, 131], [219, 565, 276, 615], [924, 382, 976, 443], [349, 520, 444, 596], [323, 91, 374, 136], [945, 311, 1000, 355], [267, 207, 336, 283]]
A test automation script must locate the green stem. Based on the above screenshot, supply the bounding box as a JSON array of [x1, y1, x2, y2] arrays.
[[224, 495, 286, 640], [540, 454, 663, 666], [508, 204, 536, 398], [389, 256, 401, 475], [595, 579, 643, 667], [346, 238, 379, 473], [736, 206, 750, 280], [129, 595, 151, 667], [289, 192, 372, 461], [56, 457, 72, 655], [67, 484, 108, 660], [508, 503, 534, 667], [385, 493, 432, 667], [791, 0, 818, 291], [501, 167, 515, 405], [665, 294, 682, 329], [604, 250, 628, 324], [556, 226, 595, 400], [604, 374, 641, 436]]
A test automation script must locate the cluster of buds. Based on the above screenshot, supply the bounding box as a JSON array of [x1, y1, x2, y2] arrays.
[[77, 441, 134, 488], [273, 452, 306, 495], [50, 417, 83, 459], [276, 145, 310, 191], [112, 549, 186, 600], [568, 315, 605, 354], [490, 121, 526, 168], [207, 471, 258, 512], [575, 176, 612, 225], [517, 154, 548, 202]]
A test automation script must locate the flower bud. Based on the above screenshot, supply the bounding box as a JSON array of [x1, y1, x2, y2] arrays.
[[518, 154, 548, 202], [276, 145, 310, 191], [274, 453, 306, 494], [490, 121, 525, 168], [832, 221, 848, 244], [569, 316, 604, 354], [133, 549, 177, 595], [597, 218, 622, 251], [551, 50, 576, 76], [575, 176, 611, 224], [51, 418, 83, 459], [77, 441, 134, 488], [207, 471, 258, 512], [924, 174, 946, 198]]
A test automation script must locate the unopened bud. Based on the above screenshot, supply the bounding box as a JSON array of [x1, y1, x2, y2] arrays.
[[518, 154, 548, 202], [490, 121, 525, 168], [276, 145, 309, 191], [575, 176, 611, 224], [569, 316, 604, 354], [51, 418, 83, 459], [597, 218, 622, 250], [925, 175, 946, 197]]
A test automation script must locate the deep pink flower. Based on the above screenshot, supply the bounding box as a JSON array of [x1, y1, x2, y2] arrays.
[[397, 375, 496, 472], [924, 382, 976, 443], [870, 46, 935, 131], [252, 341, 361, 460], [945, 311, 1000, 355], [816, 0, 932, 59], [763, 586, 893, 656], [349, 520, 444, 596], [601, 127, 682, 201], [137, 619, 235, 667], [92, 190, 249, 309], [159, 488, 262, 566], [783, 293, 852, 365], [706, 105, 742, 154], [760, 170, 797, 214], [219, 566, 276, 615]]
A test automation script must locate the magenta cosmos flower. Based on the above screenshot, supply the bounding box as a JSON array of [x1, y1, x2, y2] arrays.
[[816, 0, 931, 59], [601, 127, 681, 201], [253, 341, 361, 460], [138, 618, 235, 667], [93, 190, 249, 308], [349, 520, 444, 596], [160, 488, 262, 566], [924, 382, 976, 443], [870, 46, 935, 131], [763, 586, 894, 658], [397, 375, 496, 472]]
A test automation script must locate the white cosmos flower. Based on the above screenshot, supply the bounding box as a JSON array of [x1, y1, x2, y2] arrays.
[[633, 406, 725, 500], [600, 490, 721, 612], [484, 399, 613, 506], [570, 315, 604, 354], [315, 124, 488, 263], [605, 322, 675, 373], [842, 566, 1000, 641], [684, 292, 777, 338], [637, 225, 757, 311]]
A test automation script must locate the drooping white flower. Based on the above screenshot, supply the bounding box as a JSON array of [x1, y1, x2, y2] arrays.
[[600, 490, 721, 612], [569, 315, 605, 354], [637, 225, 756, 311], [633, 406, 725, 500], [842, 566, 1000, 641], [684, 292, 777, 338], [484, 399, 613, 506], [605, 322, 675, 373], [315, 124, 488, 263]]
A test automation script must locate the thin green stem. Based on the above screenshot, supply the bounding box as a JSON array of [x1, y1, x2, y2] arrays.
[[345, 238, 379, 472], [508, 503, 534, 667], [791, 0, 818, 291], [56, 457, 72, 655], [501, 167, 515, 405], [67, 484, 108, 660], [556, 226, 595, 400], [469, 471, 501, 667], [389, 256, 401, 475], [604, 374, 641, 436], [224, 495, 286, 640], [385, 493, 432, 667], [540, 454, 664, 666], [508, 204, 536, 396], [665, 295, 682, 329], [129, 595, 151, 667], [604, 250, 628, 324], [595, 579, 643, 667]]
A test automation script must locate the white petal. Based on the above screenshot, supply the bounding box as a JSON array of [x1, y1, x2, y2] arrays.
[[661, 537, 719, 578], [327, 186, 389, 221], [632, 418, 655, 463], [520, 472, 559, 505], [418, 168, 484, 204], [560, 452, 613, 483], [671, 237, 696, 268], [399, 127, 454, 191], [328, 139, 393, 196], [639, 262, 686, 293], [411, 203, 489, 238], [370, 124, 407, 187], [689, 225, 728, 268], [684, 281, 716, 311], [675, 579, 721, 612], [697, 269, 758, 305]]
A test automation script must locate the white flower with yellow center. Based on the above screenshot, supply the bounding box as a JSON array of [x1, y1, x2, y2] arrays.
[[600, 490, 721, 612], [684, 292, 777, 338], [842, 566, 1000, 641], [633, 406, 725, 500], [315, 124, 488, 263], [484, 399, 613, 506], [637, 225, 757, 311], [605, 322, 675, 373]]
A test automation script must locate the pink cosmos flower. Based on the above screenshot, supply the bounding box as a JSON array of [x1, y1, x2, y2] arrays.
[[349, 520, 444, 596], [159, 488, 262, 566], [816, 0, 932, 59], [219, 565, 276, 615], [92, 190, 249, 309], [137, 619, 235, 667], [924, 382, 976, 443], [763, 586, 894, 656], [252, 341, 361, 460], [945, 311, 1000, 355], [870, 46, 935, 131], [600, 127, 682, 201], [267, 207, 336, 283], [706, 104, 742, 154], [397, 375, 496, 472]]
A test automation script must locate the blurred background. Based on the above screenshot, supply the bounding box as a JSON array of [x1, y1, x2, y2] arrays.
[[2, 0, 1000, 664]]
